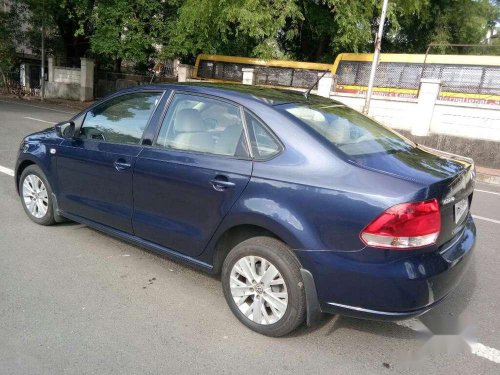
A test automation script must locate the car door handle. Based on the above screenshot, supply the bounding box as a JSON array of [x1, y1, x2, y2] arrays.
[[210, 177, 235, 191], [114, 159, 131, 171]]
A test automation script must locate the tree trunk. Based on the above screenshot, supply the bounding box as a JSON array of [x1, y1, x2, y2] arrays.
[[113, 58, 122, 73], [0, 66, 8, 91], [315, 36, 329, 61]]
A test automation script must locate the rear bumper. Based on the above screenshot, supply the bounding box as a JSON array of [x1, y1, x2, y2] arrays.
[[319, 296, 441, 321], [297, 214, 476, 321]]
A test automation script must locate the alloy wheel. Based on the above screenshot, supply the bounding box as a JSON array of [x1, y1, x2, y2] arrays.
[[22, 174, 49, 219], [229, 255, 288, 325]]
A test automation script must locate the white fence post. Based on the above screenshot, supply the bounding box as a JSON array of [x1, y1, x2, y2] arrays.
[[412, 78, 441, 136], [20, 64, 27, 89], [47, 57, 54, 83], [80, 58, 94, 101], [242, 68, 255, 85], [317, 72, 334, 98], [178, 64, 194, 82]]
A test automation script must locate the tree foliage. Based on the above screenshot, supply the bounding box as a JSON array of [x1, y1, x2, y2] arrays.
[[4, 0, 498, 71], [161, 0, 303, 60], [14, 0, 95, 65], [386, 0, 499, 53], [0, 2, 19, 76], [163, 0, 498, 62], [87, 0, 179, 71]]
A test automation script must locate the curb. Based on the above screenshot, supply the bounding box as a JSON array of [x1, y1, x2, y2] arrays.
[[477, 173, 500, 186], [476, 166, 500, 186], [0, 94, 91, 112]]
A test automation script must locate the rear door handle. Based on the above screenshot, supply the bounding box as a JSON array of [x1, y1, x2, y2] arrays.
[[114, 159, 132, 171], [210, 177, 235, 191]]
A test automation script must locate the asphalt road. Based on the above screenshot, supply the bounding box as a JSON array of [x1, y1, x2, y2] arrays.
[[1, 97, 500, 374]]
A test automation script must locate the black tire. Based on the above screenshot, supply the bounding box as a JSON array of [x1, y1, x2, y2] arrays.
[[19, 165, 56, 226], [221, 236, 306, 337]]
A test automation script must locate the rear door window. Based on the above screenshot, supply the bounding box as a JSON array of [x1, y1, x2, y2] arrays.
[[155, 93, 249, 158], [245, 112, 281, 160]]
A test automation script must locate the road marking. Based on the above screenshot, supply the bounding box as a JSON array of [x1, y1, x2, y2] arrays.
[[0, 165, 14, 177], [395, 320, 500, 364], [24, 116, 56, 125], [469, 342, 500, 364], [475, 189, 500, 196], [0, 98, 75, 114], [473, 215, 500, 225]]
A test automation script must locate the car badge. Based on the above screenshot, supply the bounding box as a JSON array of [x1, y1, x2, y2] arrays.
[[442, 196, 455, 205]]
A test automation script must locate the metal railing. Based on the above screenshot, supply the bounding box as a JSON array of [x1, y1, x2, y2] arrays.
[[336, 60, 500, 95], [94, 70, 177, 98], [194, 54, 332, 89]]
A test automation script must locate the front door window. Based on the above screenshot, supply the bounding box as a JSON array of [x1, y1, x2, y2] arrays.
[[81, 92, 163, 144]]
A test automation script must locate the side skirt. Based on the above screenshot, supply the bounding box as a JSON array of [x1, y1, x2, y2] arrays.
[[60, 211, 214, 272]]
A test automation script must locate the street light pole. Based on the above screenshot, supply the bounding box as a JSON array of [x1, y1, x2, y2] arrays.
[[362, 0, 389, 114], [41, 0, 45, 101]]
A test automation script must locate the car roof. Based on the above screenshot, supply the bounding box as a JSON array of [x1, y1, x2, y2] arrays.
[[124, 82, 343, 107]]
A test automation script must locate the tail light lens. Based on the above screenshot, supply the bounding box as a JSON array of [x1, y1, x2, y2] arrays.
[[361, 199, 441, 249]]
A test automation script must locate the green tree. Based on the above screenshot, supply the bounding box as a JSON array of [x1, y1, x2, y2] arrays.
[[284, 0, 428, 61], [88, 0, 179, 72], [161, 0, 303, 60], [9, 0, 498, 74], [18, 0, 94, 65], [163, 0, 428, 61], [387, 0, 498, 54], [164, 0, 498, 62], [0, 0, 24, 85]]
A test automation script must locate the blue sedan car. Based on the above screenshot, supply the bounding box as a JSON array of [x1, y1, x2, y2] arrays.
[[16, 83, 476, 336]]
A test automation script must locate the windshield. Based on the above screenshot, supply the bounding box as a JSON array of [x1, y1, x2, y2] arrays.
[[277, 103, 415, 156]]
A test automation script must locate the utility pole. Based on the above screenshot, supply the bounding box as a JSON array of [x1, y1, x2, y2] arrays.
[[362, 0, 389, 114], [41, 0, 45, 101]]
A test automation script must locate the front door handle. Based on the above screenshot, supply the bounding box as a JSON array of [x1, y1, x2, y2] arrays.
[[210, 176, 235, 191], [114, 159, 131, 171]]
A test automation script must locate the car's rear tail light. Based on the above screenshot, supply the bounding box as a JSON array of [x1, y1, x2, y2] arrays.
[[361, 199, 441, 249]]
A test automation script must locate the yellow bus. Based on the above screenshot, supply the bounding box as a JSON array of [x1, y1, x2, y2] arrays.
[[193, 54, 332, 89], [332, 53, 500, 105]]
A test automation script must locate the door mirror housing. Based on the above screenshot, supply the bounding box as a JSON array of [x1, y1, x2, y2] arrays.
[[55, 121, 76, 139]]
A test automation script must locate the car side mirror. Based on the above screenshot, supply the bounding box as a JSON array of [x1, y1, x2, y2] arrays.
[[55, 121, 76, 139]]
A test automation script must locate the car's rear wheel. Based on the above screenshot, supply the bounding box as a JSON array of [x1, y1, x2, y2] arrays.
[[19, 165, 56, 226], [221, 236, 306, 337]]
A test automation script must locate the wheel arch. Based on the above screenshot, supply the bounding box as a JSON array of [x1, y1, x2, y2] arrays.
[[16, 157, 65, 223], [208, 219, 305, 275], [16, 150, 55, 193], [211, 222, 322, 328], [16, 159, 37, 193]]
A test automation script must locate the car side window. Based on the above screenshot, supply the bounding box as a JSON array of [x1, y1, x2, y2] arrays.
[[80, 92, 162, 145], [156, 93, 249, 158], [245, 111, 281, 160]]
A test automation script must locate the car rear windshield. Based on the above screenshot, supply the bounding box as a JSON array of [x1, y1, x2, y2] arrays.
[[277, 103, 415, 156]]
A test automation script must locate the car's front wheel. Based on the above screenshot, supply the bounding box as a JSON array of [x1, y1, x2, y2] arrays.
[[221, 236, 306, 337], [19, 165, 56, 226]]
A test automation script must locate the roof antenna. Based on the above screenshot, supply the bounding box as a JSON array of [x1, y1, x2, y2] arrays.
[[303, 70, 328, 100]]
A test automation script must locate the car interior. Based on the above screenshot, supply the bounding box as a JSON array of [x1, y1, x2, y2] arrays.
[[158, 97, 249, 157]]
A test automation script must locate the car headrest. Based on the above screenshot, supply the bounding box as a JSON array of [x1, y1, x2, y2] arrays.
[[329, 117, 351, 144], [175, 109, 204, 132]]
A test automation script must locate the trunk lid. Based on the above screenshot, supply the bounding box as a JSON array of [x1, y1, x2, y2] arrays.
[[351, 145, 475, 247]]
